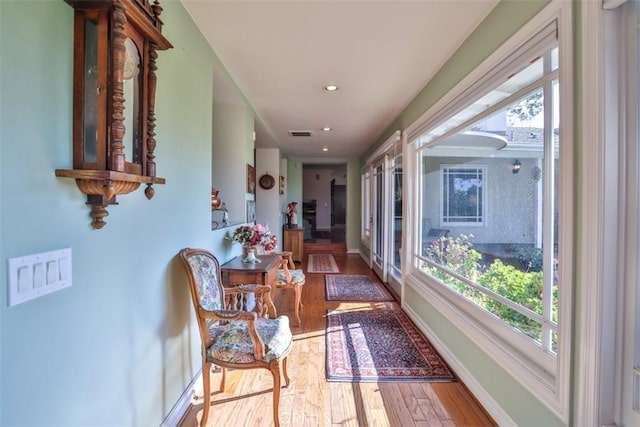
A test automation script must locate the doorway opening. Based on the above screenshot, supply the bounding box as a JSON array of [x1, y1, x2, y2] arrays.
[[302, 164, 346, 243]]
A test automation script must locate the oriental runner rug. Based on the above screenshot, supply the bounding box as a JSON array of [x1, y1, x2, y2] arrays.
[[325, 274, 394, 302], [307, 254, 339, 273], [325, 309, 456, 382]]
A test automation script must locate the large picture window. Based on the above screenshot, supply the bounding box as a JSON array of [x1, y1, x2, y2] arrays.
[[405, 13, 571, 418], [419, 73, 558, 349]]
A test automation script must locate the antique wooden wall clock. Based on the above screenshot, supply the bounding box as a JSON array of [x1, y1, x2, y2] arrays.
[[56, 0, 172, 229]]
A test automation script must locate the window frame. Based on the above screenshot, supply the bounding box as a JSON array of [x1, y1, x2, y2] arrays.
[[439, 164, 486, 227], [622, 3, 640, 424], [576, 1, 640, 425], [402, 2, 573, 421]]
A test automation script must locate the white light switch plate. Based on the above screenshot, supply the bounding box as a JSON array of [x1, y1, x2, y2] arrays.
[[7, 248, 72, 307]]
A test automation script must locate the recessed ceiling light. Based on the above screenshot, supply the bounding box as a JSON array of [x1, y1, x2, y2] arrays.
[[322, 127, 332, 132], [322, 147, 329, 152], [324, 84, 338, 92]]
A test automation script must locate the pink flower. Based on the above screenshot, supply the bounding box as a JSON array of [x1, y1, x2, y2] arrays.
[[228, 223, 277, 251]]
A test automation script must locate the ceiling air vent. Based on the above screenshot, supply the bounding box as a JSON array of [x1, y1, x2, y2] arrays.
[[288, 130, 313, 137]]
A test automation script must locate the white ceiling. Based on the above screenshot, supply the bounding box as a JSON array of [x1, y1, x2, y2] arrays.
[[181, 0, 499, 159]]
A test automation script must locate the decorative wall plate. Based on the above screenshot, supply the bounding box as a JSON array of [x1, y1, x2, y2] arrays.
[[259, 173, 275, 190]]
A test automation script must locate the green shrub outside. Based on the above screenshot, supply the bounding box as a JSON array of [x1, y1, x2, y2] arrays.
[[424, 234, 557, 343], [513, 246, 543, 272], [477, 260, 544, 340]]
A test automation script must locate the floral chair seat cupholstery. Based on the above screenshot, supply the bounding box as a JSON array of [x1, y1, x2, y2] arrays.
[[208, 317, 292, 364], [179, 248, 293, 427], [277, 268, 305, 285]]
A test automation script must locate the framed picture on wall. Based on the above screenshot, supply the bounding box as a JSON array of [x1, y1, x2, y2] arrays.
[[246, 200, 255, 223], [279, 175, 285, 195], [247, 164, 255, 194]]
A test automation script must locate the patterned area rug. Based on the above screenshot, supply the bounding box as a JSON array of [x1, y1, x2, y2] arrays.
[[307, 254, 339, 273], [325, 274, 394, 301], [325, 309, 456, 382]]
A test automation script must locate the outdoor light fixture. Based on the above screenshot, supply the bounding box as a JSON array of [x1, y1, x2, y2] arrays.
[[512, 159, 522, 174]]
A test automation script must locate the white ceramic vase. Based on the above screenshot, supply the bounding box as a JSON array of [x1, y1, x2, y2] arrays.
[[243, 246, 259, 263]]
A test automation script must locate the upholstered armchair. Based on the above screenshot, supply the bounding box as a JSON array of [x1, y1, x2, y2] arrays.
[[179, 248, 293, 427]]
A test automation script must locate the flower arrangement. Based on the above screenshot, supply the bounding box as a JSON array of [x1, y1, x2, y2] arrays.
[[229, 223, 278, 251]]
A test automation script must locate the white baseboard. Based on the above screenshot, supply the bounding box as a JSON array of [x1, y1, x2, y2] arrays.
[[161, 370, 201, 427], [357, 250, 370, 266]]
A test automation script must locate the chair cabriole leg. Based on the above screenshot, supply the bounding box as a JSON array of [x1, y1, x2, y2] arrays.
[[270, 360, 282, 427], [282, 356, 291, 387], [294, 285, 302, 325], [201, 362, 211, 427]]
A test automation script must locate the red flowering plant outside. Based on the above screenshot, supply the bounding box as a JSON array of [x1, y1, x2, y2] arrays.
[[229, 223, 278, 251]]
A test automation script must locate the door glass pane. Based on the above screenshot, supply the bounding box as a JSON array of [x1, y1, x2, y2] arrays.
[[392, 163, 403, 274], [374, 165, 383, 265], [362, 172, 371, 238]]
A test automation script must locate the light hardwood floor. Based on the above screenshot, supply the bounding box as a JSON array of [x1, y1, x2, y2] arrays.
[[179, 253, 496, 427]]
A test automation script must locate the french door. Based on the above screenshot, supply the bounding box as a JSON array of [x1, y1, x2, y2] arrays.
[[369, 153, 404, 287], [371, 162, 387, 281], [365, 131, 403, 288]]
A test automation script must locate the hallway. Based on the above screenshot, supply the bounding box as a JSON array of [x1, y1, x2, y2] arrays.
[[179, 254, 495, 426], [304, 224, 346, 244]]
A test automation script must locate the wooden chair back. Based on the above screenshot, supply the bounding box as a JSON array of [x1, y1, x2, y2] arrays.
[[180, 248, 226, 350]]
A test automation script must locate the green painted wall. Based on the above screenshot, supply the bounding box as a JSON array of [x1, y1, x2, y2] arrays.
[[212, 104, 256, 224], [286, 159, 303, 212], [0, 1, 243, 424]]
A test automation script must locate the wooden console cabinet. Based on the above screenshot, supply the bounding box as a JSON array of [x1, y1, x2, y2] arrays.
[[283, 227, 304, 263]]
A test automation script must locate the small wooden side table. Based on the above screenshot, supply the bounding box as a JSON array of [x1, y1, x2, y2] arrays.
[[283, 226, 304, 262], [221, 254, 280, 317]]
